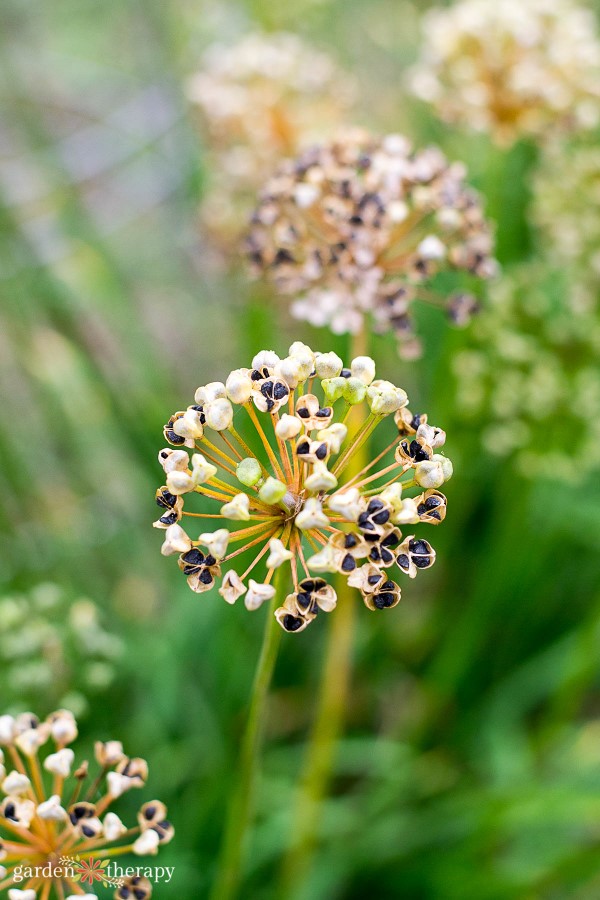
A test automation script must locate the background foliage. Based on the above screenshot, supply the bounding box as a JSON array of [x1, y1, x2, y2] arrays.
[[1, 0, 600, 897]]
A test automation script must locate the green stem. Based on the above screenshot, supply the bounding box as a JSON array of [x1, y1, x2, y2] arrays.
[[278, 328, 367, 899], [210, 579, 284, 900]]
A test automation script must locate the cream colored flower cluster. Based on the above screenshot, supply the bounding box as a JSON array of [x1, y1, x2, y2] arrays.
[[154, 342, 452, 632], [409, 0, 600, 145], [0, 710, 172, 899], [246, 131, 495, 357], [187, 31, 354, 251]]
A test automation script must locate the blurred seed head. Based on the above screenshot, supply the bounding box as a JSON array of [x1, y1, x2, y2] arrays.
[[409, 0, 600, 145], [246, 131, 496, 357]]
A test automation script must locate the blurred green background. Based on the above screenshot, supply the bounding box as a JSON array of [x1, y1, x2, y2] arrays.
[[1, 0, 600, 897]]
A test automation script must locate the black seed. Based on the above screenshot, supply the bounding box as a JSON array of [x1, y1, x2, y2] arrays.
[[341, 554, 356, 572], [5, 802, 16, 820], [381, 548, 394, 564], [261, 381, 273, 397], [251, 370, 263, 381], [374, 592, 395, 608], [266, 398, 275, 412], [368, 574, 382, 585], [410, 414, 422, 430], [82, 825, 95, 838], [425, 495, 442, 509], [357, 513, 372, 529], [296, 591, 312, 610], [199, 569, 213, 585], [297, 441, 310, 455], [382, 532, 400, 548], [283, 614, 304, 632], [145, 806, 156, 819], [368, 499, 384, 512], [166, 430, 185, 445], [397, 553, 410, 570], [372, 509, 390, 526], [316, 444, 328, 460], [160, 451, 168, 459], [297, 408, 310, 418], [370, 548, 381, 562], [409, 539, 429, 554], [273, 383, 288, 400], [410, 440, 430, 462], [382, 581, 396, 591], [159, 512, 177, 526], [134, 891, 146, 900], [316, 407, 331, 417], [204, 555, 216, 566], [414, 556, 432, 569], [341, 368, 351, 378], [117, 890, 128, 899], [300, 579, 315, 592], [344, 533, 358, 548], [182, 548, 204, 566]]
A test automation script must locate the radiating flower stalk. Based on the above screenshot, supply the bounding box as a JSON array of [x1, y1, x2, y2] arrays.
[[155, 341, 452, 897], [246, 131, 496, 358], [0, 710, 173, 899]]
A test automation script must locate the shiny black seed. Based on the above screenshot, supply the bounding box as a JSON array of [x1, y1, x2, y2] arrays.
[[368, 574, 382, 585], [341, 368, 351, 378], [409, 539, 429, 554], [159, 513, 178, 525], [159, 450, 169, 459], [381, 548, 394, 564], [297, 441, 310, 455], [82, 825, 95, 838], [372, 509, 390, 526], [382, 581, 395, 591], [297, 408, 310, 418], [300, 579, 315, 592], [182, 548, 205, 566], [369, 548, 381, 562], [5, 802, 16, 820], [166, 429, 185, 445], [134, 891, 146, 900], [344, 533, 358, 548], [316, 407, 331, 417], [296, 591, 312, 610], [251, 370, 263, 381], [205, 555, 216, 566], [382, 532, 400, 548], [367, 499, 384, 512], [341, 554, 356, 572], [199, 569, 213, 585], [283, 614, 304, 632], [273, 383, 288, 400], [316, 444, 328, 460], [374, 592, 395, 609], [144, 806, 156, 819], [266, 398, 275, 412], [414, 556, 431, 569], [261, 381, 273, 396], [410, 440, 430, 462], [397, 553, 410, 570], [410, 414, 422, 431]]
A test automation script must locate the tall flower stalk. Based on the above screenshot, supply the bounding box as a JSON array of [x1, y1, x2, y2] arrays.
[[155, 341, 452, 896]]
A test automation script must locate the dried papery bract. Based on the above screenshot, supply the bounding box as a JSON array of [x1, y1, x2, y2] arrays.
[[409, 0, 600, 145], [245, 132, 496, 358], [187, 32, 355, 253], [154, 342, 453, 632], [0, 710, 173, 898]]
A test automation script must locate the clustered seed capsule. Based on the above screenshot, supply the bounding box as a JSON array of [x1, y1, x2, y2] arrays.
[[0, 710, 173, 898], [245, 132, 496, 357], [154, 342, 452, 632]]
